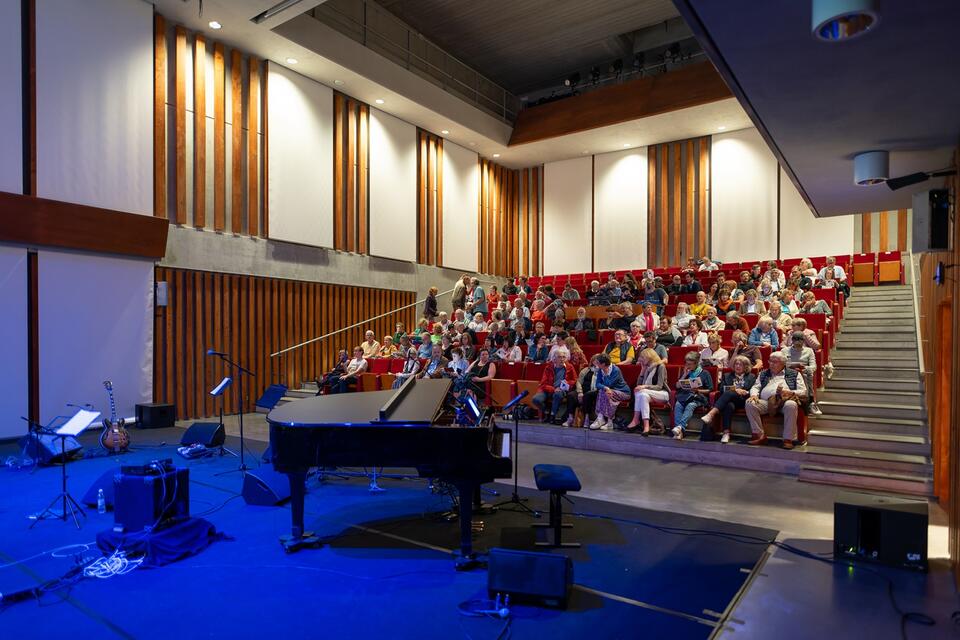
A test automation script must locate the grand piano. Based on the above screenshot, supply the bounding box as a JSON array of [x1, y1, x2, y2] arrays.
[[267, 377, 512, 568]]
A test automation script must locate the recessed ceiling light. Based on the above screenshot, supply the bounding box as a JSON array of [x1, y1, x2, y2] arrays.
[[623, 143, 631, 148], [286, 58, 298, 65], [493, 153, 501, 158], [582, 150, 590, 154], [333, 80, 344, 86], [375, 99, 385, 104], [208, 20, 222, 30], [469, 142, 476, 147], [812, 0, 879, 41], [441, 130, 449, 135], [717, 125, 726, 131]]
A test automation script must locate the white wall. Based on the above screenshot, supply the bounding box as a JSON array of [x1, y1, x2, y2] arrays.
[[368, 108, 417, 262], [441, 141, 479, 271], [543, 157, 593, 275], [39, 251, 154, 422], [36, 0, 153, 214], [267, 63, 334, 248], [711, 128, 778, 263], [0, 1, 21, 195], [593, 148, 647, 271], [779, 167, 855, 258], [0, 246, 28, 438]]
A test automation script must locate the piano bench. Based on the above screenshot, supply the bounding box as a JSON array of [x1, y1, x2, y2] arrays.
[[532, 464, 581, 549]]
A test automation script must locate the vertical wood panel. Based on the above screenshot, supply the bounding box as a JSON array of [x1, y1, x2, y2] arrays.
[[698, 138, 709, 258], [174, 26, 187, 224], [532, 167, 540, 276], [153, 14, 167, 218], [346, 102, 357, 252], [658, 146, 668, 267], [358, 104, 368, 255], [861, 212, 872, 252], [897, 209, 908, 252], [879, 210, 890, 252], [247, 57, 259, 237], [436, 139, 443, 266], [230, 50, 243, 234], [684, 139, 694, 263], [671, 143, 681, 266], [647, 148, 656, 265], [521, 169, 529, 275], [193, 35, 206, 229], [262, 62, 269, 238], [213, 43, 226, 231], [333, 94, 344, 250]]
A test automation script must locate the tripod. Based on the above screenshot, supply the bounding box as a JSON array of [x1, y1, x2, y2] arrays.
[[493, 392, 540, 517], [208, 350, 255, 476]]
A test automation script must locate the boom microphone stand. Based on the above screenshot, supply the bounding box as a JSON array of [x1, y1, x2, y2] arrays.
[[493, 391, 540, 517], [207, 349, 255, 475]]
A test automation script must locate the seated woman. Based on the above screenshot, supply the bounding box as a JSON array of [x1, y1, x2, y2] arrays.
[[604, 329, 635, 365], [657, 316, 683, 347], [700, 355, 756, 443], [486, 285, 500, 308], [682, 318, 710, 347], [799, 258, 819, 282], [412, 317, 431, 341], [468, 313, 488, 332], [724, 310, 750, 334], [776, 290, 800, 315], [748, 316, 780, 348], [564, 336, 589, 372], [456, 349, 497, 405], [702, 306, 726, 332], [729, 330, 763, 370], [496, 341, 523, 363], [671, 351, 714, 440], [527, 334, 551, 363], [430, 322, 444, 344], [757, 277, 776, 302], [576, 355, 601, 426], [532, 348, 578, 425], [392, 347, 422, 388], [585, 280, 604, 303], [530, 299, 548, 325], [624, 348, 669, 434], [673, 302, 695, 333], [335, 347, 368, 393], [392, 322, 408, 344], [318, 350, 349, 394], [699, 333, 729, 368], [627, 321, 645, 352], [566, 306, 595, 332], [767, 303, 794, 333], [604, 302, 635, 331], [798, 290, 833, 317], [738, 289, 767, 316], [636, 302, 660, 333], [394, 335, 414, 357], [378, 335, 398, 357], [589, 353, 631, 431], [727, 281, 745, 303], [460, 332, 477, 362], [704, 283, 720, 307], [689, 290, 710, 318]]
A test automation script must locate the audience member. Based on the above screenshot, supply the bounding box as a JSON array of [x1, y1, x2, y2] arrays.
[[763, 261, 785, 291], [392, 348, 421, 389], [672, 351, 714, 440], [681, 271, 702, 294], [746, 352, 807, 449], [605, 302, 635, 331], [378, 336, 398, 357], [657, 317, 682, 346], [637, 302, 660, 332], [682, 318, 709, 347], [451, 275, 470, 311], [533, 348, 578, 425], [641, 331, 668, 362], [564, 336, 589, 371], [702, 306, 726, 332], [641, 279, 668, 313], [496, 342, 523, 363], [527, 334, 551, 363], [604, 329, 635, 364], [799, 291, 833, 317], [673, 302, 695, 332], [392, 322, 407, 344], [714, 290, 734, 316], [724, 310, 750, 334], [690, 290, 709, 317], [468, 313, 488, 332], [576, 355, 601, 426], [729, 330, 763, 369], [335, 347, 368, 393], [700, 355, 756, 443], [423, 287, 439, 321], [700, 333, 729, 368], [781, 331, 819, 415], [768, 304, 793, 333], [360, 331, 381, 358], [748, 316, 780, 348], [590, 353, 631, 431], [698, 256, 719, 272], [624, 348, 669, 434], [561, 282, 581, 300], [486, 285, 499, 307], [665, 274, 684, 296], [566, 306, 595, 332], [738, 289, 767, 315]]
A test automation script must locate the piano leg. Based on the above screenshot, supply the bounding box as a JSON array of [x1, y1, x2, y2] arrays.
[[279, 470, 322, 553], [454, 481, 486, 571]]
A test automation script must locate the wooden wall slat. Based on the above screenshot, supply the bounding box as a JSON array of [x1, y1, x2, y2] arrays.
[[346, 101, 357, 253], [436, 139, 443, 267], [174, 26, 187, 224], [358, 104, 369, 255], [897, 209, 908, 252], [658, 146, 668, 266], [861, 212, 872, 252], [646, 137, 711, 267], [684, 139, 695, 263], [879, 210, 890, 252], [230, 50, 243, 234], [247, 57, 260, 237], [671, 143, 681, 266], [154, 15, 167, 218], [697, 138, 709, 258], [333, 94, 344, 250], [262, 62, 269, 238], [213, 43, 226, 231], [532, 167, 540, 276], [203, 272, 213, 416], [193, 35, 206, 229]]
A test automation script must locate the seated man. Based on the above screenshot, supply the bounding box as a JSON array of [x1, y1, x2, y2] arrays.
[[603, 329, 635, 365], [680, 271, 703, 294], [665, 274, 684, 296], [566, 306, 595, 332], [561, 282, 581, 301], [360, 331, 381, 358], [745, 352, 807, 449], [526, 334, 551, 363], [532, 348, 578, 425], [780, 331, 820, 415], [418, 344, 449, 379], [334, 347, 368, 393], [640, 330, 668, 362]]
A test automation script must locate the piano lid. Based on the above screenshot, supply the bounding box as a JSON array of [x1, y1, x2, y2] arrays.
[[267, 378, 452, 427]]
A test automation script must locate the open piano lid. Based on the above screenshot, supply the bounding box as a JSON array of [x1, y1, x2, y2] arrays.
[[267, 378, 452, 427]]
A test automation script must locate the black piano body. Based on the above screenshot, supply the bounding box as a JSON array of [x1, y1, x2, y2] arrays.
[[267, 378, 512, 567]]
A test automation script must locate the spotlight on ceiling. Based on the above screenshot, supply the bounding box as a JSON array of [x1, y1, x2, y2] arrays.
[[285, 58, 298, 65], [334, 80, 344, 86], [441, 130, 449, 135], [886, 168, 957, 191], [853, 150, 889, 186], [563, 72, 581, 87], [812, 0, 880, 41], [375, 99, 385, 104], [208, 20, 222, 30], [717, 126, 726, 131], [493, 154, 501, 158]]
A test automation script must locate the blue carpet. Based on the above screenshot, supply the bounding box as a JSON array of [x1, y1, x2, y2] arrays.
[[0, 429, 776, 639]]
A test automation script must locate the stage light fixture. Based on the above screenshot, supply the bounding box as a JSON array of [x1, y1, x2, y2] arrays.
[[209, 20, 222, 29], [812, 0, 879, 41], [334, 80, 344, 86], [286, 58, 298, 65], [563, 72, 580, 87], [717, 126, 726, 131], [853, 150, 888, 186], [441, 130, 449, 135], [493, 154, 501, 158], [375, 99, 385, 104]]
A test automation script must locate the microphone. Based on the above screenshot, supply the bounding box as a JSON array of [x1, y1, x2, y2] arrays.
[[501, 390, 529, 412], [66, 402, 94, 409], [206, 349, 227, 356]]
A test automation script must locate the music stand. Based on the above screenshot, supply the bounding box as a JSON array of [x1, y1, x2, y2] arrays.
[[493, 392, 540, 517], [31, 409, 99, 529], [209, 377, 239, 460], [207, 351, 255, 476]]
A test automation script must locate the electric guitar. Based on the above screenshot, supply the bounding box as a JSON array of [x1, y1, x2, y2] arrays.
[[100, 380, 130, 452]]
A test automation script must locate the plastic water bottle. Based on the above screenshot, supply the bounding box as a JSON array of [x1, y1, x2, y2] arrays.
[[97, 489, 106, 514]]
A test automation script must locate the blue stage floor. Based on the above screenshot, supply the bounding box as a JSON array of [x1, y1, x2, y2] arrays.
[[0, 430, 777, 639]]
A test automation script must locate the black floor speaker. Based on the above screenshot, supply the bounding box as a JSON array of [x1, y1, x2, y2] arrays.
[[487, 547, 573, 608], [18, 434, 83, 465], [180, 422, 225, 447], [82, 468, 120, 509], [136, 403, 176, 429], [242, 467, 291, 506], [834, 492, 928, 571]]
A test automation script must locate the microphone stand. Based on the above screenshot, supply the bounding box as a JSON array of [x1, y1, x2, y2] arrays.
[[493, 392, 540, 517], [209, 351, 255, 476]]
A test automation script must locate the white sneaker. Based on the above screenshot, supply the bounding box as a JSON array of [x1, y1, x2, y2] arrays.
[[825, 363, 835, 380], [672, 426, 684, 440], [809, 402, 823, 416], [720, 432, 730, 444], [600, 420, 613, 431], [701, 411, 714, 425], [563, 416, 574, 427], [588, 417, 603, 430]]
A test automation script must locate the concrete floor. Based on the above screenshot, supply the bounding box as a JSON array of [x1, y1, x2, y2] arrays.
[[201, 412, 958, 638]]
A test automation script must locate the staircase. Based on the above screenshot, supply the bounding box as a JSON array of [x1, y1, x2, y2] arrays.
[[800, 284, 932, 495]]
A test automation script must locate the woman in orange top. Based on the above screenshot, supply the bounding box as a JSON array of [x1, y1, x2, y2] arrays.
[[530, 299, 548, 325], [715, 289, 735, 316], [486, 285, 499, 307]]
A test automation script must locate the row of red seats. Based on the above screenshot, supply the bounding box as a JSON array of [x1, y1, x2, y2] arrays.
[[852, 251, 904, 285]]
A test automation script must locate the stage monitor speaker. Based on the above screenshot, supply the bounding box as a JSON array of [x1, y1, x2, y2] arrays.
[[487, 547, 573, 608], [912, 188, 950, 253], [136, 403, 176, 429], [82, 468, 120, 509], [834, 492, 928, 571], [180, 422, 225, 447], [255, 384, 288, 411], [114, 466, 190, 532], [18, 434, 83, 465], [242, 467, 291, 506]]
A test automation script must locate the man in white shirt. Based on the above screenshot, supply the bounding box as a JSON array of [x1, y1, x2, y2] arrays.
[[745, 352, 807, 449], [816, 256, 847, 282], [359, 331, 381, 358], [336, 347, 368, 393]]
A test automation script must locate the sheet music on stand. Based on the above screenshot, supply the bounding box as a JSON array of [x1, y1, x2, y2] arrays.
[[55, 409, 100, 437], [210, 377, 233, 397]]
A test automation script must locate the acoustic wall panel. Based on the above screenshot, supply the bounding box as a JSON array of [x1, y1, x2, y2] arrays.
[[543, 157, 592, 275], [36, 0, 153, 214], [441, 141, 479, 272], [711, 128, 778, 263], [779, 167, 854, 258], [594, 148, 647, 272], [267, 63, 334, 248], [369, 108, 417, 262], [0, 246, 28, 438], [38, 251, 154, 422], [0, 1, 21, 195]]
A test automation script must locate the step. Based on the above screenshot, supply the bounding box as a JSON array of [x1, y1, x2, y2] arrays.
[[847, 299, 911, 307], [285, 389, 316, 399], [804, 445, 931, 474], [818, 389, 923, 405], [816, 400, 925, 421], [799, 464, 932, 496], [826, 377, 922, 392], [834, 340, 917, 350], [837, 324, 917, 333], [851, 285, 911, 293], [810, 413, 927, 435], [830, 365, 919, 380], [807, 429, 929, 456], [830, 354, 917, 366]]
